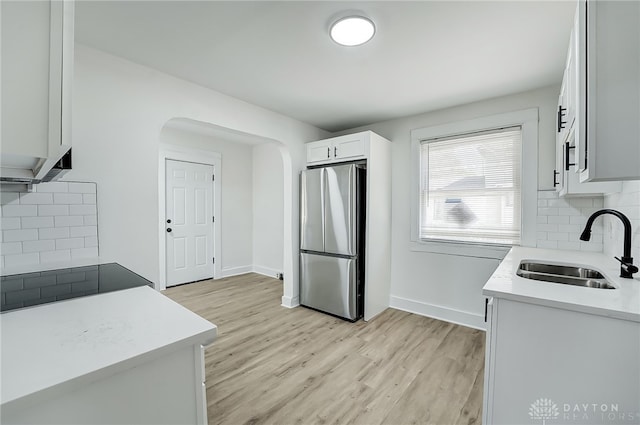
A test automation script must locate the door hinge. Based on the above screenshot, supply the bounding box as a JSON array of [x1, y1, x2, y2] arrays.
[[212, 174, 215, 181], [212, 257, 215, 264], [212, 216, 215, 222]]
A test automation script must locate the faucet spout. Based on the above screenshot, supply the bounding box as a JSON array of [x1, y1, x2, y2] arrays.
[[580, 209, 637, 279]]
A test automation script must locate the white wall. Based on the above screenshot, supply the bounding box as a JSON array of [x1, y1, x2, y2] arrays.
[[252, 144, 284, 278], [70, 44, 328, 300], [334, 86, 559, 329], [159, 127, 254, 275]]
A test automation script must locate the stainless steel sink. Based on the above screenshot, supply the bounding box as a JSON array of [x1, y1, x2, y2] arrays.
[[517, 261, 616, 289]]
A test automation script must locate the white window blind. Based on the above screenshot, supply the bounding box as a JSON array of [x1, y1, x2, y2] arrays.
[[419, 126, 522, 245]]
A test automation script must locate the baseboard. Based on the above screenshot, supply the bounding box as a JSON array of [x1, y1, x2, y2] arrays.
[[219, 265, 253, 278], [253, 265, 281, 279], [390, 295, 486, 331], [281, 295, 299, 308]]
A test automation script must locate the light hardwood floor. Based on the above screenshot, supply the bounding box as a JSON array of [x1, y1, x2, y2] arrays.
[[164, 273, 484, 425]]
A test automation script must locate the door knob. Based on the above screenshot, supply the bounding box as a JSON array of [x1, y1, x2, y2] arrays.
[[166, 219, 172, 224], [166, 228, 172, 233]]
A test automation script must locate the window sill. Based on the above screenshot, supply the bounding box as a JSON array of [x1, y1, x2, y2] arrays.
[[410, 239, 512, 260]]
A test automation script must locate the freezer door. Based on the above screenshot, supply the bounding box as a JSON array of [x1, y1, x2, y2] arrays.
[[300, 253, 358, 320], [324, 164, 357, 256], [300, 168, 325, 252]]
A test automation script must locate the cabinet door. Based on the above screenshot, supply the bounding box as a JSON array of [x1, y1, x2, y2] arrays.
[[306, 140, 332, 164], [489, 299, 640, 425], [482, 297, 497, 425], [579, 0, 640, 181], [333, 135, 365, 161], [0, 0, 73, 169], [555, 95, 566, 193], [562, 28, 577, 141], [1, 0, 52, 159]]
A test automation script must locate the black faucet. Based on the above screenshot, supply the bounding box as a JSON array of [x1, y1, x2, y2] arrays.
[[580, 209, 638, 279]]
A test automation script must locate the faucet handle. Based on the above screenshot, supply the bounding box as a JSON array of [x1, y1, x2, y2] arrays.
[[615, 256, 639, 277]]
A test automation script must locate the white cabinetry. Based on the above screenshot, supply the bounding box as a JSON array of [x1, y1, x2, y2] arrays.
[[554, 6, 621, 196], [483, 297, 640, 425], [304, 131, 391, 321], [306, 133, 367, 165], [0, 0, 73, 181], [575, 0, 640, 182]]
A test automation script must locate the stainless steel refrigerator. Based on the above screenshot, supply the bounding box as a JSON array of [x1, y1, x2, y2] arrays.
[[299, 163, 366, 321]]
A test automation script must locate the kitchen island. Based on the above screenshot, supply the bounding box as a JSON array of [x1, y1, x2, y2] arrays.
[[482, 247, 640, 425], [1, 285, 217, 424]]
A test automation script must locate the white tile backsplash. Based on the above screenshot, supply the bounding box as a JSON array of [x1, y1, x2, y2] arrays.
[[53, 193, 83, 205], [39, 227, 71, 240], [38, 205, 69, 216], [0, 182, 99, 269], [34, 182, 69, 193], [22, 240, 56, 253], [603, 181, 640, 260], [537, 191, 604, 252], [19, 192, 53, 205], [54, 215, 84, 227], [2, 205, 38, 217], [21, 216, 55, 229]]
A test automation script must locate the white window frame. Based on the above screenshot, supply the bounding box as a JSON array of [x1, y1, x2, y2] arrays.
[[410, 109, 538, 259]]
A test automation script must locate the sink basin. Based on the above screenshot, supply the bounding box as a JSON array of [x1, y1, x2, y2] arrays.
[[518, 262, 605, 279], [517, 261, 616, 289]]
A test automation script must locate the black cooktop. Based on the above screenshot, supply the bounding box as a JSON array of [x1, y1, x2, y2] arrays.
[[1, 263, 153, 313]]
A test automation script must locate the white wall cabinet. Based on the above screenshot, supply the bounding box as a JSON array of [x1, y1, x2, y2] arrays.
[[483, 297, 640, 425], [0, 0, 73, 180], [304, 131, 391, 321], [573, 0, 640, 182], [553, 2, 622, 195], [306, 133, 367, 165]]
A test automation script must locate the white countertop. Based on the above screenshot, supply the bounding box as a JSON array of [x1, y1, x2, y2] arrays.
[[0, 286, 217, 408], [483, 247, 640, 322]]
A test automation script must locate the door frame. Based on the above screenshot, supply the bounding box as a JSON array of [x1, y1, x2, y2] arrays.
[[158, 144, 221, 290]]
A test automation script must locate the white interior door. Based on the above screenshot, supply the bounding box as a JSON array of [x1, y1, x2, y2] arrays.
[[165, 159, 214, 286]]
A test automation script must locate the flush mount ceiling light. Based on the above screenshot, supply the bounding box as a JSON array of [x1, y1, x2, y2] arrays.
[[330, 16, 375, 46]]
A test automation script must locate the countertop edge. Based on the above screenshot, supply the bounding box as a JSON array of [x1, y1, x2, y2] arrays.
[[1, 326, 217, 411], [482, 287, 640, 323]]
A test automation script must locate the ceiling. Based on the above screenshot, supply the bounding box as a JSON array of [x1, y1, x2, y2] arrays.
[[75, 1, 576, 133]]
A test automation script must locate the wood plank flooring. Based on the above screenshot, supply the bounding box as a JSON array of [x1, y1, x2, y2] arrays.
[[164, 273, 484, 425]]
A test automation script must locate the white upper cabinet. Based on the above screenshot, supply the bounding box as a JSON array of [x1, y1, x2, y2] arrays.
[[306, 133, 367, 165], [1, 0, 74, 181], [574, 0, 640, 182], [553, 1, 628, 194]]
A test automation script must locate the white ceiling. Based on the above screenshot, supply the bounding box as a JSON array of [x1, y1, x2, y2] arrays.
[[75, 1, 576, 133]]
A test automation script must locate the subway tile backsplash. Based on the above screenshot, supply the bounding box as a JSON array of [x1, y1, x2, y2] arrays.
[[0, 182, 99, 270], [536, 191, 604, 252], [603, 181, 640, 259]]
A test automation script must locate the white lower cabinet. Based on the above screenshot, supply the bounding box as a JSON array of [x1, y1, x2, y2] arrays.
[[2, 344, 210, 425], [483, 297, 640, 425]]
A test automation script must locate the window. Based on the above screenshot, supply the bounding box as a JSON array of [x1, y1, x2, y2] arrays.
[[410, 109, 538, 258], [419, 127, 522, 245]]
